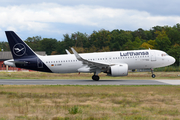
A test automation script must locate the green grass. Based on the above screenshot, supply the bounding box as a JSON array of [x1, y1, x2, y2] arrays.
[[0, 71, 180, 80], [0, 85, 180, 119], [68, 105, 82, 114], [154, 66, 180, 72], [0, 71, 180, 119]]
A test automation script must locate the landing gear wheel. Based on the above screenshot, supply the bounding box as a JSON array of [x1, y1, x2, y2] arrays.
[[92, 75, 100, 81], [150, 68, 156, 78], [152, 74, 156, 78]]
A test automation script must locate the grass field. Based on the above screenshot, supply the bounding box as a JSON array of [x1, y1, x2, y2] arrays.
[[0, 85, 180, 120], [0, 71, 180, 120], [0, 71, 180, 80]]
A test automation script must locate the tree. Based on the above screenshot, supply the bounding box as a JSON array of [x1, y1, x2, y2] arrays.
[[132, 37, 142, 49], [89, 29, 110, 50], [110, 30, 133, 50], [63, 34, 75, 49], [40, 38, 58, 55], [150, 26, 163, 40], [147, 40, 156, 48], [167, 27, 180, 45], [123, 40, 134, 50], [71, 32, 89, 48], [173, 23, 180, 31], [102, 46, 110, 52], [56, 41, 66, 54], [154, 30, 171, 52], [132, 28, 147, 40], [167, 45, 180, 66], [70, 46, 85, 53], [0, 42, 10, 51], [140, 42, 153, 49], [25, 36, 42, 51], [110, 41, 120, 51]]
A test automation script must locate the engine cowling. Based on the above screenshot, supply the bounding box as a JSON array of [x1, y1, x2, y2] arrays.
[[107, 64, 128, 77]]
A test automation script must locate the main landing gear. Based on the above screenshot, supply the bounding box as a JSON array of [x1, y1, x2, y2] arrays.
[[151, 68, 156, 78], [92, 69, 101, 81], [92, 75, 100, 81]]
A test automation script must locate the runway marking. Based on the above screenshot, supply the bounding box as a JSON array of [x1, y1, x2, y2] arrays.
[[155, 80, 180, 85]]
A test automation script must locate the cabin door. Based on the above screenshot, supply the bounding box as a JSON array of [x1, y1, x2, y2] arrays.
[[151, 51, 156, 61]]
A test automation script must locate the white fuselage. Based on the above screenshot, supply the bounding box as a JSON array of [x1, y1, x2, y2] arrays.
[[37, 49, 175, 73]]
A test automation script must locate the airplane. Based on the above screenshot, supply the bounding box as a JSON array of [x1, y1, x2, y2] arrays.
[[4, 31, 175, 81]]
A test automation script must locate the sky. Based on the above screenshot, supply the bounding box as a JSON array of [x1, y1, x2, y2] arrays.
[[0, 0, 180, 41]]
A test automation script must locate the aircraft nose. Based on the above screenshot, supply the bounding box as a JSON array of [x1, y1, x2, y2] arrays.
[[169, 56, 175, 65]]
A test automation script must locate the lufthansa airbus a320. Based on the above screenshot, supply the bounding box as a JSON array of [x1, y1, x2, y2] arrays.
[[4, 31, 175, 81]]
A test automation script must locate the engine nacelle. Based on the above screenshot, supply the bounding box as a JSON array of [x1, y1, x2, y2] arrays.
[[107, 64, 128, 77]]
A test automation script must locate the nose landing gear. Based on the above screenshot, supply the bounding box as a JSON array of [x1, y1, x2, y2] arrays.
[[152, 74, 156, 78], [151, 68, 156, 78]]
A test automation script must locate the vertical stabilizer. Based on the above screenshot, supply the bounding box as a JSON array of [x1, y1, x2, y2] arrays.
[[4, 31, 52, 73], [5, 31, 36, 59]]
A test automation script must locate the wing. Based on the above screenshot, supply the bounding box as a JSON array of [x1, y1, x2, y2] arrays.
[[71, 48, 114, 72]]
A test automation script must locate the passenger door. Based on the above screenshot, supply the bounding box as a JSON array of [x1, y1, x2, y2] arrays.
[[151, 51, 156, 61]]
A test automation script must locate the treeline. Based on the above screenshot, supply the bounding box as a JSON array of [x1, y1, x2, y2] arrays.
[[0, 23, 180, 66]]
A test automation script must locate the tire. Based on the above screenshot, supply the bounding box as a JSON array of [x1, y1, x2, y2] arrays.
[[152, 74, 156, 78], [92, 75, 100, 81]]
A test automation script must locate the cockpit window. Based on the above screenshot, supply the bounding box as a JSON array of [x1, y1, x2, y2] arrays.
[[161, 53, 168, 56]]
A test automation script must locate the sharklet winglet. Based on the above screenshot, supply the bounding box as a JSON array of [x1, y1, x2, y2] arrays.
[[71, 48, 83, 61]]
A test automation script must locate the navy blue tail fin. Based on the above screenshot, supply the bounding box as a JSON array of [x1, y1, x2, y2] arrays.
[[5, 31, 36, 59]]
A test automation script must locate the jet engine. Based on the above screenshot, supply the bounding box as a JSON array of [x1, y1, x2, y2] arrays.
[[107, 64, 128, 77]]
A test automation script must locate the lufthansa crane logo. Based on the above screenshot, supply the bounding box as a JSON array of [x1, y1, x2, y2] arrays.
[[13, 43, 26, 56]]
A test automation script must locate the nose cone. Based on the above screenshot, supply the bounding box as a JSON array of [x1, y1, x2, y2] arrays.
[[169, 56, 175, 65]]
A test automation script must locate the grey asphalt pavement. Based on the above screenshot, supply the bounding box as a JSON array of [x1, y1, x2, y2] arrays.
[[0, 79, 180, 85]]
